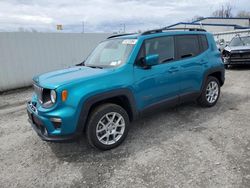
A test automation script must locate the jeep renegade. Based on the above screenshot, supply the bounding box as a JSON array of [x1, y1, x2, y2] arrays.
[[27, 28, 225, 150]]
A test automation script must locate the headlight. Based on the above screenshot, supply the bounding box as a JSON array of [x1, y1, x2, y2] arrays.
[[50, 90, 57, 103]]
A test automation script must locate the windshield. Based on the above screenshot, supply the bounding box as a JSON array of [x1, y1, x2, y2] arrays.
[[230, 36, 250, 47], [85, 38, 137, 68]]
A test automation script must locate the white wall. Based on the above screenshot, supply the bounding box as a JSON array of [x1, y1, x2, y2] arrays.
[[214, 29, 250, 43], [197, 18, 250, 27], [0, 32, 110, 91]]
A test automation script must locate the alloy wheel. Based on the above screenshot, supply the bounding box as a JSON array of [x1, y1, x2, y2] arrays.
[[96, 112, 125, 145], [206, 81, 219, 104]]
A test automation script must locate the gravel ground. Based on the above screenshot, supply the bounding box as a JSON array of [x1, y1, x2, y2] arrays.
[[0, 66, 250, 188]]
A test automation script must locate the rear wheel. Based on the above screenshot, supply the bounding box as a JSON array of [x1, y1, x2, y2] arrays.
[[86, 103, 129, 150], [198, 76, 220, 107]]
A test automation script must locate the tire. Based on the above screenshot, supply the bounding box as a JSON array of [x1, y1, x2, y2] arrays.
[[86, 103, 130, 150], [198, 76, 220, 107]]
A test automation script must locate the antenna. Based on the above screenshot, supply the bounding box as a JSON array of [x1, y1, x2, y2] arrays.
[[199, 21, 203, 29]]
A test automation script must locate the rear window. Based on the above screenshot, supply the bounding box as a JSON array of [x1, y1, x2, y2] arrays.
[[176, 35, 200, 59], [200, 35, 209, 52]]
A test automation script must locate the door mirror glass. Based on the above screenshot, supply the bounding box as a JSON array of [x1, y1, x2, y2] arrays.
[[145, 54, 159, 66]]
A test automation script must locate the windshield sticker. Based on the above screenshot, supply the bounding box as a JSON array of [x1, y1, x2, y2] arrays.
[[122, 39, 137, 45], [110, 60, 122, 66]]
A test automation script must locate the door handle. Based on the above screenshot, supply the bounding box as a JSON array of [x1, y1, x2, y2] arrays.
[[168, 67, 179, 73]]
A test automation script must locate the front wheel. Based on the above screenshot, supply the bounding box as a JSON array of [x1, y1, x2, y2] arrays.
[[198, 76, 221, 107], [86, 103, 130, 150]]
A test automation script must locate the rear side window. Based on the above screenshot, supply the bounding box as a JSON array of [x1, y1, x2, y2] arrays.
[[200, 35, 209, 52], [176, 35, 200, 59], [145, 36, 174, 63]]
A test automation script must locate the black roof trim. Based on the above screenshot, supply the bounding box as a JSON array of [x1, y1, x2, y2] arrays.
[[163, 27, 207, 32], [107, 33, 136, 39], [140, 29, 163, 35], [141, 27, 206, 36]]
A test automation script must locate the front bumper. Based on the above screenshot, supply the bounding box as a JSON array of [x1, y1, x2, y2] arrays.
[[27, 101, 80, 142], [223, 52, 250, 65], [224, 59, 250, 65]]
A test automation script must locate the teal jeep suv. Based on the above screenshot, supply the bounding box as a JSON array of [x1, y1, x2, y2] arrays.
[[27, 28, 225, 150]]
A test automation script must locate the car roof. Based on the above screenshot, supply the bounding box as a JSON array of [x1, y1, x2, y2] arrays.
[[108, 29, 209, 40]]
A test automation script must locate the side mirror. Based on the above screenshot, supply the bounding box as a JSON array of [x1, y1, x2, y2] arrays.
[[145, 54, 159, 67]]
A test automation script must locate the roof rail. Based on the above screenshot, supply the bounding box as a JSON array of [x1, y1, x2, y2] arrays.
[[141, 27, 206, 36], [163, 27, 207, 32], [107, 33, 135, 39], [141, 29, 163, 35]]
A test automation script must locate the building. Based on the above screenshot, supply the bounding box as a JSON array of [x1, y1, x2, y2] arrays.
[[166, 17, 250, 33]]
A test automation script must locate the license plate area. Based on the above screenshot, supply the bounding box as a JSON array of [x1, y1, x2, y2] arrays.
[[27, 110, 34, 123], [28, 101, 38, 113], [27, 108, 43, 130], [27, 101, 39, 126]]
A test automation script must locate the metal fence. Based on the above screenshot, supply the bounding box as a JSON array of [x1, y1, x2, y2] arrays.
[[0, 32, 110, 92], [213, 29, 250, 43]]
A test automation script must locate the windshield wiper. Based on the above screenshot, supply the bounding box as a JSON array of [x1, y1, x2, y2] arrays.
[[76, 61, 85, 66], [86, 65, 103, 69]]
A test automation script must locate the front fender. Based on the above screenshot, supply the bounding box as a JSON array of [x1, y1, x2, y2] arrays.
[[75, 88, 138, 133]]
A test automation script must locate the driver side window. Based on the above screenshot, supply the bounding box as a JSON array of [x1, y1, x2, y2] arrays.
[[145, 36, 175, 63]]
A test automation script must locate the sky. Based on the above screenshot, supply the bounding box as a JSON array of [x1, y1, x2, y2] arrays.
[[0, 0, 249, 33]]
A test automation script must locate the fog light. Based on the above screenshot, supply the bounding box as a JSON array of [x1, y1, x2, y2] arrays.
[[50, 118, 62, 129], [50, 118, 62, 123]]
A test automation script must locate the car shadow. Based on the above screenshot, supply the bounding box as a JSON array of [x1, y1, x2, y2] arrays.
[[227, 64, 250, 70], [47, 90, 247, 164]]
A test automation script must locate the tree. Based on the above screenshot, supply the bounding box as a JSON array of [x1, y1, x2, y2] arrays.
[[189, 15, 204, 22], [185, 16, 204, 23], [212, 4, 233, 18], [237, 11, 250, 18]]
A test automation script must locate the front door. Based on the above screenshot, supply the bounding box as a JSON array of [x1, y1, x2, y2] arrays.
[[133, 36, 181, 110]]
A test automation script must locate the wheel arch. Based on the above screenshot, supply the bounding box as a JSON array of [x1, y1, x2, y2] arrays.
[[76, 89, 138, 133], [202, 67, 225, 89], [208, 71, 224, 86]]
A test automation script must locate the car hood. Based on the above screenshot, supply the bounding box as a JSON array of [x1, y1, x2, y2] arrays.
[[224, 45, 250, 53], [33, 66, 112, 89]]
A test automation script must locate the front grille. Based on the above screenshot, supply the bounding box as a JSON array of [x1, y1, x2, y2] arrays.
[[33, 84, 53, 107], [231, 52, 250, 59], [33, 84, 43, 104], [230, 51, 250, 62], [230, 59, 250, 62]]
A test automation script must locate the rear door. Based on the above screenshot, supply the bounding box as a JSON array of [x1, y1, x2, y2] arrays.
[[175, 34, 209, 97]]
